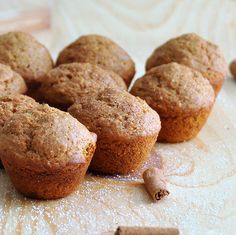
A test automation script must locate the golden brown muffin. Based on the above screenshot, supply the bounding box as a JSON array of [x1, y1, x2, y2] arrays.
[[0, 31, 53, 87], [131, 63, 215, 142], [38, 62, 127, 110], [0, 104, 97, 199], [68, 88, 161, 175], [229, 60, 236, 80], [0, 63, 27, 96], [146, 33, 227, 95], [56, 35, 135, 86], [0, 95, 38, 168]]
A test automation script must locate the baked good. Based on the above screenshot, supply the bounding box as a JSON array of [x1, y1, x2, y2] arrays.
[[145, 33, 227, 95], [0, 31, 53, 87], [0, 95, 38, 128], [56, 35, 135, 86], [0, 63, 27, 96], [0, 95, 38, 168], [68, 88, 161, 175], [230, 60, 236, 80], [131, 63, 215, 142], [38, 62, 127, 109], [0, 104, 97, 199]]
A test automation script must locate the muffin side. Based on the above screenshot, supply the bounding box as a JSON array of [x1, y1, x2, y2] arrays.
[[157, 110, 211, 142], [2, 142, 95, 199], [89, 135, 158, 174]]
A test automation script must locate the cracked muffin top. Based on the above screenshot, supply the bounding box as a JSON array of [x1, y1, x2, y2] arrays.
[[131, 62, 215, 117], [0, 63, 27, 95], [0, 104, 97, 170], [0, 94, 38, 127], [0, 31, 53, 86], [39, 62, 127, 108], [56, 34, 135, 86], [68, 88, 161, 139], [146, 33, 227, 94]]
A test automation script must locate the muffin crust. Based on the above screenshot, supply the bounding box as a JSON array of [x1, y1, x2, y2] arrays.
[[0, 95, 38, 128], [0, 63, 27, 95], [39, 62, 127, 109], [56, 35, 135, 86], [146, 33, 227, 95]]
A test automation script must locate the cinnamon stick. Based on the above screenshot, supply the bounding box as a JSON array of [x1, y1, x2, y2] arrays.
[[143, 167, 169, 201], [114, 226, 179, 235]]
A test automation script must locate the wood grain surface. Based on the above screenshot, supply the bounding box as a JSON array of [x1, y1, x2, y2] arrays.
[[0, 1, 236, 234]]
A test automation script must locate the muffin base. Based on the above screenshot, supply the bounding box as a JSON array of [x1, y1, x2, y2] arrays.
[[89, 134, 158, 175], [158, 110, 212, 143], [1, 143, 95, 199]]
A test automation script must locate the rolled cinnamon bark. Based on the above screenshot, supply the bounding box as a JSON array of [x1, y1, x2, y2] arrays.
[[143, 167, 169, 201], [114, 226, 179, 235]]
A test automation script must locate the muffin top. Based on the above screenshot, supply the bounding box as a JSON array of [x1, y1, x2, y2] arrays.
[[0, 94, 38, 127], [146, 33, 227, 90], [0, 104, 97, 170], [68, 88, 161, 139], [131, 63, 215, 117], [56, 34, 135, 86], [0, 31, 53, 86], [0, 63, 27, 95], [39, 62, 127, 108]]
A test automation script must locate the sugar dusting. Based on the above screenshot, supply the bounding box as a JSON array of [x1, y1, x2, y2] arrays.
[[0, 131, 235, 235], [1, 82, 236, 234]]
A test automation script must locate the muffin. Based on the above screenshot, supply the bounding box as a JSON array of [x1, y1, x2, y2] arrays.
[[0, 63, 27, 96], [230, 60, 236, 80], [0, 31, 53, 87], [38, 62, 127, 110], [0, 95, 38, 168], [0, 104, 97, 199], [68, 88, 161, 175], [146, 33, 227, 95], [56, 35, 135, 86], [131, 63, 215, 142]]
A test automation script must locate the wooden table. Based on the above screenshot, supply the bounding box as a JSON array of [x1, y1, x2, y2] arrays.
[[0, 1, 236, 234]]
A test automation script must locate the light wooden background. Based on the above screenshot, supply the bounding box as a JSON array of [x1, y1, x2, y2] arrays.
[[0, 1, 236, 235]]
